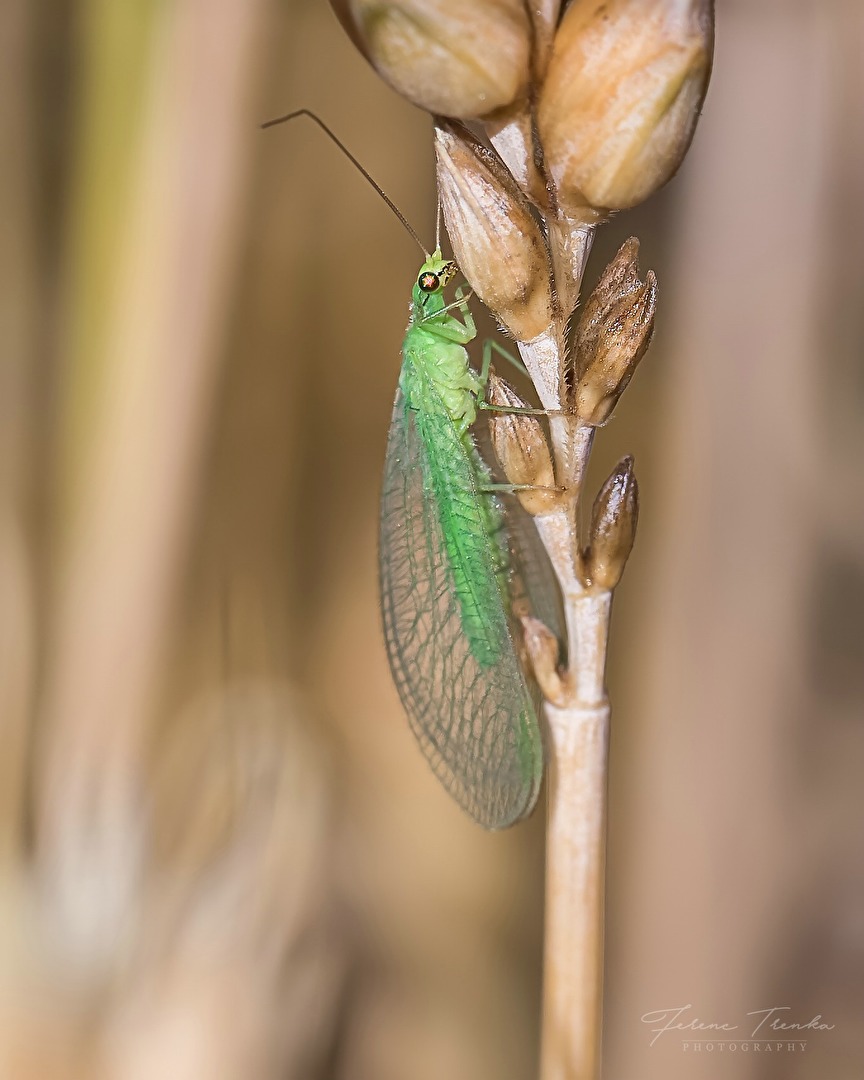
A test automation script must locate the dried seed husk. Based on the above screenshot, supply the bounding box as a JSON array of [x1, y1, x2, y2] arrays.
[[435, 119, 554, 342], [331, 0, 532, 118], [586, 456, 639, 589], [520, 615, 566, 705], [487, 372, 562, 515], [537, 0, 714, 213], [570, 237, 657, 425]]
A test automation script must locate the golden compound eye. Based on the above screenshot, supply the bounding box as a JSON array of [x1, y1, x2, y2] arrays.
[[418, 271, 440, 293]]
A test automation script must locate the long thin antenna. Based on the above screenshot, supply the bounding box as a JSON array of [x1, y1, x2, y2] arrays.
[[262, 108, 429, 258]]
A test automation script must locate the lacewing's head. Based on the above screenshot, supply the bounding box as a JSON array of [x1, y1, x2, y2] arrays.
[[416, 252, 458, 294], [413, 250, 459, 317]]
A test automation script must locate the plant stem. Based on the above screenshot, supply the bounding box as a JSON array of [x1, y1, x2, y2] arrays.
[[534, 525, 612, 1080], [541, 695, 609, 1080], [522, 321, 612, 1080]]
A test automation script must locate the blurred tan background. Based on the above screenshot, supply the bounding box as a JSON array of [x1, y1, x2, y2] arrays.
[[1, 0, 863, 1077]]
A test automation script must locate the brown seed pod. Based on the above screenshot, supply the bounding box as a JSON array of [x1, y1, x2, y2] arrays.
[[520, 615, 566, 705], [585, 456, 639, 589], [570, 237, 657, 426], [330, 0, 532, 119], [434, 119, 554, 342], [487, 372, 562, 515], [537, 0, 714, 213]]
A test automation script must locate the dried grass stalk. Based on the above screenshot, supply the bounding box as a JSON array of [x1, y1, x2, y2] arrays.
[[332, 2, 715, 1077]]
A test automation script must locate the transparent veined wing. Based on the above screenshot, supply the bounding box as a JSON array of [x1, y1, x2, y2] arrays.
[[379, 384, 544, 829], [471, 414, 565, 647], [500, 494, 566, 647]]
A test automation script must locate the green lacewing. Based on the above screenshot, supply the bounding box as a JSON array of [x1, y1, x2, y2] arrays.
[[265, 110, 560, 827]]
